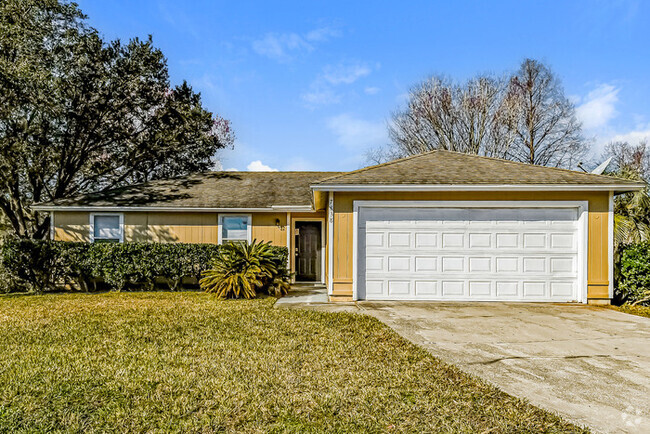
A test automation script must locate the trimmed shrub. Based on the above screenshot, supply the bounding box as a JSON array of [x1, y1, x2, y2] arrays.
[[200, 240, 291, 299], [0, 239, 288, 293], [0, 239, 67, 293], [618, 242, 650, 306]]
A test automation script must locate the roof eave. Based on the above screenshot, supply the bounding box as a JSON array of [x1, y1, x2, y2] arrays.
[[31, 205, 314, 212], [310, 183, 646, 193]]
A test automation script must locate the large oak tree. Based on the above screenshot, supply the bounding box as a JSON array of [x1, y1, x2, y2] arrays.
[[0, 0, 234, 238]]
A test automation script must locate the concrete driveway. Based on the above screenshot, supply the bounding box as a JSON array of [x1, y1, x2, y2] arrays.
[[359, 302, 650, 433]]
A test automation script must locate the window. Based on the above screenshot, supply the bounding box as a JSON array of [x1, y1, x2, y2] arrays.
[[91, 213, 123, 243], [219, 214, 251, 243]]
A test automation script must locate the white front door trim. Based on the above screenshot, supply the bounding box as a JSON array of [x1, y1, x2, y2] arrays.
[[293, 217, 326, 285], [352, 200, 589, 303]]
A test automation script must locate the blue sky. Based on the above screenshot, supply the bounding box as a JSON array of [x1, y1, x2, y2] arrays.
[[78, 0, 650, 171]]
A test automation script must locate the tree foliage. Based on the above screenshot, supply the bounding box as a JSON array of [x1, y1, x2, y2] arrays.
[[503, 59, 585, 166], [601, 140, 650, 304], [618, 242, 650, 306], [607, 140, 650, 180], [377, 59, 587, 168], [606, 141, 650, 248], [0, 0, 234, 238], [385, 75, 513, 161]]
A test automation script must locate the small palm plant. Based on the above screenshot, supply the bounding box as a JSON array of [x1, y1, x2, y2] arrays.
[[200, 240, 290, 298], [615, 188, 650, 248], [263, 261, 292, 297], [610, 156, 650, 249]]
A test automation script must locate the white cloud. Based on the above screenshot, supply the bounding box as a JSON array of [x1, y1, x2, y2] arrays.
[[252, 26, 340, 62], [322, 62, 371, 85], [590, 125, 650, 154], [246, 160, 278, 171], [301, 62, 374, 107], [576, 84, 620, 131], [251, 33, 311, 62], [571, 83, 650, 151], [300, 86, 341, 106], [364, 86, 380, 95], [305, 26, 340, 42], [327, 114, 387, 150], [608, 127, 650, 145]]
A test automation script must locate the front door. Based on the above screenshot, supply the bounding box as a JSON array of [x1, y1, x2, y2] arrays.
[[295, 221, 322, 281]]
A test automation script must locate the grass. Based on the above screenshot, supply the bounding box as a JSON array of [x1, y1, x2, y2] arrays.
[[0, 293, 585, 433], [605, 304, 650, 318]]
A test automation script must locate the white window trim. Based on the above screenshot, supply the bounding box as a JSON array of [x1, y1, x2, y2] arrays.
[[218, 213, 252, 244], [89, 212, 124, 243], [352, 200, 589, 303]]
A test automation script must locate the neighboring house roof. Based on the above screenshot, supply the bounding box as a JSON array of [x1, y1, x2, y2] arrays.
[[312, 150, 645, 191], [34, 172, 341, 211]]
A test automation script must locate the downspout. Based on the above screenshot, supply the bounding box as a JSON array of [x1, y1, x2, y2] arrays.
[[327, 191, 334, 295], [50, 211, 55, 241], [286, 212, 292, 282], [608, 191, 614, 300]]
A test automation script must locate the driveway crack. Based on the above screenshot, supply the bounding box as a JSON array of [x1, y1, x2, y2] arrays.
[[471, 354, 612, 365]]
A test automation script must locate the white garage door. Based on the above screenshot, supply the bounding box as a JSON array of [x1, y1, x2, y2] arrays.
[[357, 204, 585, 302]]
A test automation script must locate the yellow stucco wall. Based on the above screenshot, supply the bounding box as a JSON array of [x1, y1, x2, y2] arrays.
[[130, 213, 218, 243], [52, 212, 90, 242], [331, 191, 611, 301], [53, 211, 288, 246], [252, 213, 288, 246], [52, 190, 612, 302], [53, 210, 326, 281]]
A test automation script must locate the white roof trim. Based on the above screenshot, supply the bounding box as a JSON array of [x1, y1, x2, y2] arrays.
[[31, 205, 314, 212], [271, 205, 312, 210], [310, 183, 645, 192]]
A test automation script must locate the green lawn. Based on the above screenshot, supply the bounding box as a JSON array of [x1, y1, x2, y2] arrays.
[[605, 304, 650, 318], [0, 293, 584, 432]]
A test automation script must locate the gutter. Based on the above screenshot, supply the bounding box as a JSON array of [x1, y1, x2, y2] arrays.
[[309, 183, 646, 193], [30, 205, 315, 213]]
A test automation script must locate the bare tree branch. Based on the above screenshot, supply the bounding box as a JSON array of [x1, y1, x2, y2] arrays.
[[379, 59, 588, 168]]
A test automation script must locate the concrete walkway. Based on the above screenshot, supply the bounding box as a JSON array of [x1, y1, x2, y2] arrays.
[[275, 284, 358, 312], [275, 284, 329, 304], [358, 302, 650, 433]]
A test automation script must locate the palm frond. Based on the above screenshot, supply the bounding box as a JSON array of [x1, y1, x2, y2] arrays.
[[200, 240, 291, 299]]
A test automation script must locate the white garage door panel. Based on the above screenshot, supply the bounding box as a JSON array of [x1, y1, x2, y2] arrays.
[[358, 206, 582, 302]]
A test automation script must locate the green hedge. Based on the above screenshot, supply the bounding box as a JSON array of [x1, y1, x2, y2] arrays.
[[0, 239, 288, 293], [618, 242, 650, 305]]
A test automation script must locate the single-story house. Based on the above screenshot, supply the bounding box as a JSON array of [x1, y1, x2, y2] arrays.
[[33, 151, 645, 304]]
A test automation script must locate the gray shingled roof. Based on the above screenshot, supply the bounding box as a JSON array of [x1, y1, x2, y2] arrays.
[[34, 151, 644, 210], [38, 172, 342, 209], [313, 150, 644, 187]]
